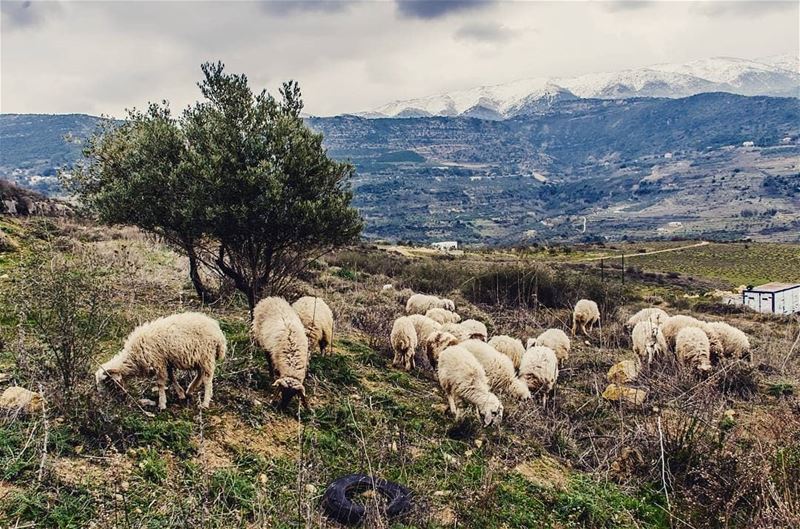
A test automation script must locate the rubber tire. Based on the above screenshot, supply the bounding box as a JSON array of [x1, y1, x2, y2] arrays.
[[321, 473, 412, 525]]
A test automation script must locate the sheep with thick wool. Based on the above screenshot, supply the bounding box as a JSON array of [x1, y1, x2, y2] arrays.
[[390, 316, 418, 371], [407, 314, 443, 369], [625, 307, 669, 332], [572, 299, 600, 336], [406, 293, 455, 314], [437, 345, 504, 427], [661, 315, 723, 358], [461, 340, 530, 401], [706, 321, 751, 361], [631, 320, 668, 365], [292, 296, 334, 355], [519, 346, 559, 406], [531, 329, 571, 363], [675, 327, 712, 372], [95, 312, 226, 410], [488, 335, 526, 371], [252, 297, 310, 409], [459, 319, 488, 341], [425, 308, 461, 325], [425, 330, 460, 367]]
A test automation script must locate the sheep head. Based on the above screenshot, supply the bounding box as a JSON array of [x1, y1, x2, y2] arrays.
[[479, 393, 503, 427], [273, 377, 309, 410]]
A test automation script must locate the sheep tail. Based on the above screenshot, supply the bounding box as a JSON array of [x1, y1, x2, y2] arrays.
[[216, 339, 227, 361]]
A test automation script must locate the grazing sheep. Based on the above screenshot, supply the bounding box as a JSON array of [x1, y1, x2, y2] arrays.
[[425, 307, 461, 325], [631, 320, 668, 365], [440, 322, 472, 342], [95, 312, 226, 410], [661, 315, 723, 358], [390, 316, 418, 371], [253, 297, 310, 410], [675, 327, 712, 372], [706, 321, 751, 361], [625, 308, 669, 331], [572, 299, 600, 336], [437, 345, 504, 427], [459, 319, 488, 341], [406, 293, 455, 314], [461, 340, 530, 401], [425, 331, 460, 367], [292, 296, 334, 355], [532, 329, 571, 363], [407, 314, 443, 369], [488, 335, 526, 371], [519, 346, 559, 406]]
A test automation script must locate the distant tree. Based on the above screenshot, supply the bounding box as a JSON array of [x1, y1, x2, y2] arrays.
[[67, 62, 362, 313]]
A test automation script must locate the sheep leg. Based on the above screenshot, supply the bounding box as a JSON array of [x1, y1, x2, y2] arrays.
[[447, 394, 458, 417], [186, 371, 204, 396], [168, 365, 186, 400], [571, 320, 577, 336], [156, 379, 168, 411], [200, 368, 215, 408]]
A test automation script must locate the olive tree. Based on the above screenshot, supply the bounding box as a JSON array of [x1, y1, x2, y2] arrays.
[[68, 62, 362, 313]]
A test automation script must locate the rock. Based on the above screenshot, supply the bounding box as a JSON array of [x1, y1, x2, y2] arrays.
[[305, 484, 317, 495], [607, 360, 639, 384], [602, 383, 647, 406], [513, 455, 569, 491], [0, 386, 43, 415]]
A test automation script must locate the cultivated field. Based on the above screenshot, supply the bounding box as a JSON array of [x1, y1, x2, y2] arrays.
[[1, 219, 798, 528]]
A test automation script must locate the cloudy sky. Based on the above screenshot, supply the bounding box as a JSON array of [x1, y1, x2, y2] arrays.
[[1, 0, 797, 117]]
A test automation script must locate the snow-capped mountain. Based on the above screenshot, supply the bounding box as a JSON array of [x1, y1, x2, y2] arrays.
[[362, 55, 799, 119]]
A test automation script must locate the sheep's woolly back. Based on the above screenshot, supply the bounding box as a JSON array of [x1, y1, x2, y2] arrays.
[[390, 316, 418, 370], [631, 320, 668, 365], [460, 319, 488, 341], [253, 297, 309, 384], [534, 329, 571, 362], [675, 327, 711, 371], [100, 312, 227, 378], [440, 323, 472, 342], [626, 307, 669, 330], [425, 308, 461, 325], [292, 296, 334, 352], [519, 346, 559, 394], [406, 293, 456, 314], [461, 340, 530, 400], [573, 299, 600, 324], [437, 345, 503, 424], [426, 331, 460, 366], [661, 315, 723, 358], [706, 321, 750, 360], [407, 314, 442, 346], [488, 335, 526, 371]]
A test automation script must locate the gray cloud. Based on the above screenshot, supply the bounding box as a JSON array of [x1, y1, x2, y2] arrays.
[[454, 21, 519, 44], [259, 0, 352, 16], [396, 0, 493, 20], [692, 1, 796, 18], [0, 0, 62, 30]]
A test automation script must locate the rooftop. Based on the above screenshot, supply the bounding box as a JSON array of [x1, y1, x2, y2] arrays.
[[749, 282, 800, 293]]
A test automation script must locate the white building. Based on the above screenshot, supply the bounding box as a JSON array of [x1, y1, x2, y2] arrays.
[[742, 283, 800, 315], [431, 241, 458, 252], [742, 141, 755, 147]]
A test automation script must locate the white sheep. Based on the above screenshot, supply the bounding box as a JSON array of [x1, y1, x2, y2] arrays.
[[95, 312, 226, 410], [425, 330, 460, 367], [437, 345, 504, 427], [390, 316, 418, 371], [631, 320, 668, 365], [292, 296, 334, 355], [461, 340, 530, 401], [440, 322, 472, 342], [253, 297, 310, 409], [519, 346, 559, 406], [532, 329, 571, 363], [459, 319, 488, 341], [661, 315, 723, 358], [488, 335, 526, 372], [675, 327, 712, 372], [572, 299, 600, 336], [625, 307, 669, 331], [406, 293, 455, 314], [425, 307, 461, 325], [706, 321, 751, 361], [407, 314, 443, 369]]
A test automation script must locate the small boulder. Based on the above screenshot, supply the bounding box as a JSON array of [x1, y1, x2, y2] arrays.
[[607, 360, 639, 384], [0, 386, 43, 415], [602, 383, 647, 406]]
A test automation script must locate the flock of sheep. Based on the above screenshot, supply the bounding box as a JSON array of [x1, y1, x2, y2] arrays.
[[93, 289, 750, 427]]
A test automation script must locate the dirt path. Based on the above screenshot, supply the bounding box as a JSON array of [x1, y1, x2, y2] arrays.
[[579, 240, 710, 262]]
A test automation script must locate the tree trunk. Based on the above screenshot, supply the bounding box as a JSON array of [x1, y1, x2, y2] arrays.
[[187, 248, 218, 304]]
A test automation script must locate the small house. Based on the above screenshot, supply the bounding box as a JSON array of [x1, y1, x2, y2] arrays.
[[742, 141, 755, 147], [431, 241, 458, 252], [742, 283, 800, 315]]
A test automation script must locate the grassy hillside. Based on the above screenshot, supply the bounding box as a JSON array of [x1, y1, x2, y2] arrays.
[[1, 219, 798, 528]]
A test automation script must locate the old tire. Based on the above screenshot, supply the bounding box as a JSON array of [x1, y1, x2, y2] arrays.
[[321, 473, 412, 525]]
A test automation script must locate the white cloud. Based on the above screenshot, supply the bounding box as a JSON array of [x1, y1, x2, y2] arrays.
[[1, 0, 797, 117]]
